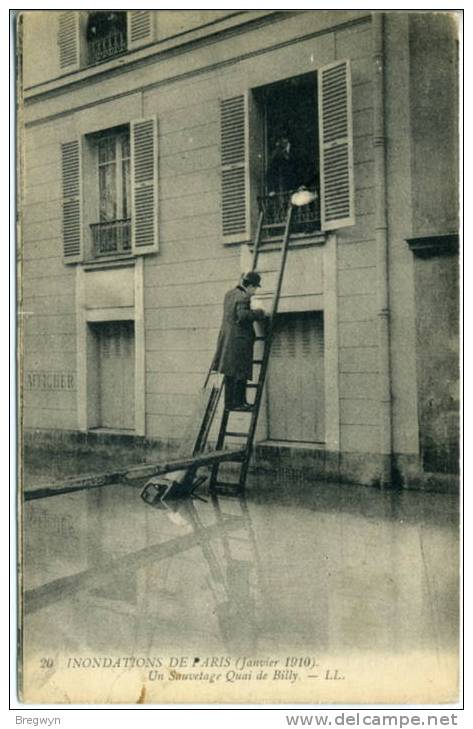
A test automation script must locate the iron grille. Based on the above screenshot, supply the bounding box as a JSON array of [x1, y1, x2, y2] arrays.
[[88, 29, 127, 64], [90, 219, 131, 257], [258, 191, 320, 239]]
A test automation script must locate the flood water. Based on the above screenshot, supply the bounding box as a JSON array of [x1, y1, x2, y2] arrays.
[[20, 464, 459, 703]]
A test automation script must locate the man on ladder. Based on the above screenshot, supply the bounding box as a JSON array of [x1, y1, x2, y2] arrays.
[[141, 189, 317, 503], [212, 271, 267, 412]]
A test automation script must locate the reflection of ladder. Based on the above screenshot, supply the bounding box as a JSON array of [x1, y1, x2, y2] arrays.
[[210, 491, 266, 601], [208, 202, 296, 495], [208, 492, 263, 650]]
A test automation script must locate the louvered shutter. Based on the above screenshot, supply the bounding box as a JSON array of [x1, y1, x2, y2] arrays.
[[318, 60, 355, 230], [131, 118, 159, 255], [57, 11, 80, 71], [127, 11, 155, 50], [61, 140, 83, 263], [220, 94, 250, 244]]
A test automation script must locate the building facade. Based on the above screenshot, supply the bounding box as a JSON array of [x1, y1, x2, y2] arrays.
[[20, 10, 459, 489]]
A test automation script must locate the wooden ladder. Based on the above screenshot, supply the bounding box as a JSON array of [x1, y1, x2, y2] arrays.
[[208, 202, 296, 496]]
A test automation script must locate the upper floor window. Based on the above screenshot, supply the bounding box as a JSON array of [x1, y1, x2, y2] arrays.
[[61, 119, 159, 264], [257, 74, 320, 238], [91, 128, 131, 257], [86, 12, 127, 65], [219, 61, 356, 246], [57, 11, 156, 73]]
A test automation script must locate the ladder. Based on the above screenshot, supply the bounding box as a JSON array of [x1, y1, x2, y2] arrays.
[[140, 198, 300, 506], [208, 201, 296, 496]]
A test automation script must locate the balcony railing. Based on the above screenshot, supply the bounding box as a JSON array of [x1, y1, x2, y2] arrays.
[[258, 190, 321, 239], [88, 29, 127, 64], [91, 219, 131, 257]]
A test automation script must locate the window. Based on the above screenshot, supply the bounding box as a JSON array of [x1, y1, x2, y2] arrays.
[[57, 11, 155, 72], [256, 73, 320, 238], [86, 12, 127, 65], [61, 118, 159, 264], [90, 128, 132, 257], [219, 61, 355, 245]]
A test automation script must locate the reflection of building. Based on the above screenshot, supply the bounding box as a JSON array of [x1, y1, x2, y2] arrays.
[[21, 11, 459, 488]]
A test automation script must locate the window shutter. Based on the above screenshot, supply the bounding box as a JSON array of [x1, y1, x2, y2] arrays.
[[127, 11, 155, 50], [318, 60, 355, 230], [131, 118, 159, 255], [220, 94, 250, 244], [61, 140, 83, 263], [57, 11, 80, 71]]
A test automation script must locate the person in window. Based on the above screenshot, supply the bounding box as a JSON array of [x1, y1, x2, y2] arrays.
[[266, 133, 299, 195], [86, 11, 125, 43], [212, 272, 267, 412], [266, 132, 319, 201]]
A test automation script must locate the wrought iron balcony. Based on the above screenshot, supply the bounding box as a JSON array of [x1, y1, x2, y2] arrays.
[[88, 29, 127, 64], [258, 190, 321, 239], [90, 219, 131, 257]]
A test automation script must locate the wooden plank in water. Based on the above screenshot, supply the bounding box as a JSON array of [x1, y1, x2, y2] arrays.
[[23, 448, 246, 501], [24, 470, 129, 501], [124, 448, 246, 480]]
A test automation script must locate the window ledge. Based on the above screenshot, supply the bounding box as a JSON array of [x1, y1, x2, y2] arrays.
[[255, 231, 326, 252], [225, 231, 326, 249], [83, 255, 136, 271]]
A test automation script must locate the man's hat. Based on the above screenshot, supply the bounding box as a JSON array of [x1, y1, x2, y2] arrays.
[[242, 271, 261, 288]]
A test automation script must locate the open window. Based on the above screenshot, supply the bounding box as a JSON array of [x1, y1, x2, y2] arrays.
[[86, 11, 127, 65], [219, 61, 355, 244], [254, 73, 320, 238], [57, 11, 155, 72]]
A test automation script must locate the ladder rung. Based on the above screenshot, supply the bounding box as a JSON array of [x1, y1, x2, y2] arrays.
[[211, 481, 244, 494], [225, 407, 254, 413], [246, 383, 259, 388], [252, 359, 263, 364], [211, 487, 243, 498], [254, 336, 266, 341], [225, 431, 249, 438], [212, 481, 242, 488]]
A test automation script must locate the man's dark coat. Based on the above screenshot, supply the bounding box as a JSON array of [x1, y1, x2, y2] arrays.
[[213, 285, 265, 380]]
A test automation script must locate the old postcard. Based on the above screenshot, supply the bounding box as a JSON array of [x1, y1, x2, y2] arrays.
[[18, 9, 460, 705]]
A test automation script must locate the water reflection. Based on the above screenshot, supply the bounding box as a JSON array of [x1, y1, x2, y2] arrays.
[[22, 478, 459, 661]]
